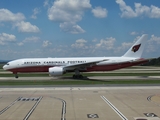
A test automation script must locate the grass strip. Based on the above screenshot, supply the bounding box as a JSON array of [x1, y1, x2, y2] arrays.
[[0, 72, 160, 77], [0, 73, 49, 77], [0, 79, 160, 86], [64, 73, 160, 76]]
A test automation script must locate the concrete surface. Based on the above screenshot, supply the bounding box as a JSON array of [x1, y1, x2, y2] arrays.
[[0, 86, 160, 120]]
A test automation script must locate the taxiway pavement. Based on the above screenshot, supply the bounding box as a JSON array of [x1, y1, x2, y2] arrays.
[[0, 86, 160, 120]]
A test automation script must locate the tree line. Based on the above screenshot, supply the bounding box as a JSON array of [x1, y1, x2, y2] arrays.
[[142, 57, 160, 66]]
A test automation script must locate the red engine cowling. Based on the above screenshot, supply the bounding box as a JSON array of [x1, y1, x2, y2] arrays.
[[49, 67, 65, 76]]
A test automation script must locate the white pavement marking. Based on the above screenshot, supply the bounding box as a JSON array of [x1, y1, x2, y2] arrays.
[[23, 96, 43, 120], [0, 97, 22, 115], [51, 97, 66, 120], [101, 96, 128, 120]]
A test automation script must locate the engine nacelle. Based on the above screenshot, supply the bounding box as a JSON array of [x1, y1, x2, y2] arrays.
[[49, 67, 65, 76]]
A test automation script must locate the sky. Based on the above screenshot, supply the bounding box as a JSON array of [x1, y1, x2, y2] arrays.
[[0, 0, 160, 60]]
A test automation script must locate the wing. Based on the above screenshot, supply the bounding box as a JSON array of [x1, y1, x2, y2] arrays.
[[63, 59, 109, 71]]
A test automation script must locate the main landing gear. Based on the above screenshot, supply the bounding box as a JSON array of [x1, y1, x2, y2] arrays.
[[72, 69, 84, 79], [72, 74, 83, 79]]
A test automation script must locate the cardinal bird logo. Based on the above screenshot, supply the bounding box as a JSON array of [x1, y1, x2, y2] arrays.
[[132, 44, 141, 52]]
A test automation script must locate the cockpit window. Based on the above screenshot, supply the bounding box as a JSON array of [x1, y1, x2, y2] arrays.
[[6, 63, 9, 65]]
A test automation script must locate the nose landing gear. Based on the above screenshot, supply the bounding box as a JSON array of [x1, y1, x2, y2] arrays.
[[14, 73, 19, 78]]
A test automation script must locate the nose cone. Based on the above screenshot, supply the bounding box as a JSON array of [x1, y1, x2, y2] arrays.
[[3, 65, 7, 70], [3, 65, 9, 70]]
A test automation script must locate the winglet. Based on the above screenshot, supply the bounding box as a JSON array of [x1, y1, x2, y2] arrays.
[[122, 34, 148, 58]]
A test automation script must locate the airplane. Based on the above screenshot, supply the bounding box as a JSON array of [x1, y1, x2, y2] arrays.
[[3, 34, 149, 79]]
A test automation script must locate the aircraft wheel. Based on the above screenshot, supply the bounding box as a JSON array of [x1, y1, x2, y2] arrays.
[[72, 75, 83, 79], [79, 75, 83, 79], [73, 75, 76, 79], [15, 74, 19, 78]]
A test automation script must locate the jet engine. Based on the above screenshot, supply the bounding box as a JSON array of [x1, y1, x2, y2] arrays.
[[49, 67, 65, 76]]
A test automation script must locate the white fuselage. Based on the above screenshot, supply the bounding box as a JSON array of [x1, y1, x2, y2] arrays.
[[3, 57, 147, 74]]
